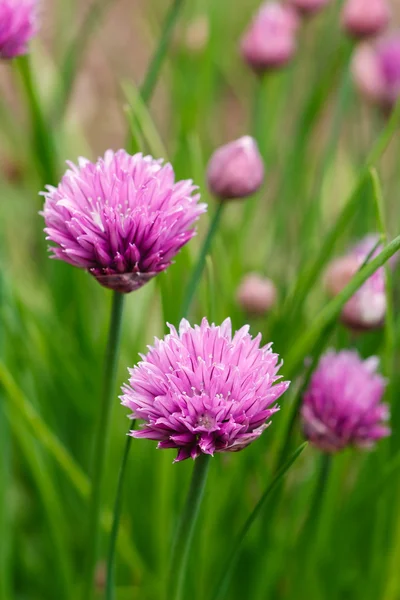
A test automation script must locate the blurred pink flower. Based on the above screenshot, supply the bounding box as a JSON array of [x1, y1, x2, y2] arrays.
[[236, 273, 277, 316], [302, 350, 390, 453], [42, 150, 207, 293], [325, 235, 390, 331], [121, 318, 289, 462], [241, 2, 299, 73], [207, 136, 264, 200], [352, 34, 400, 108], [0, 0, 37, 59], [341, 0, 390, 39]]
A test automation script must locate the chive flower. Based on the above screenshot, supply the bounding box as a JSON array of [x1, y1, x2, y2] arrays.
[[41, 150, 207, 293], [0, 0, 37, 59], [301, 350, 390, 453], [121, 318, 289, 462]]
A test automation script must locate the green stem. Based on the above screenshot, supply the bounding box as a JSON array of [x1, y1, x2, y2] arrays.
[[168, 454, 211, 600], [127, 0, 186, 153], [297, 454, 332, 590], [284, 234, 400, 376], [211, 443, 307, 600], [106, 429, 134, 600], [181, 203, 224, 318], [15, 55, 59, 186], [81, 291, 126, 600]]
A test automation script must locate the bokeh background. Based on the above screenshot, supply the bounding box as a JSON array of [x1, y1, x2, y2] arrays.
[[1, 1, 400, 599]]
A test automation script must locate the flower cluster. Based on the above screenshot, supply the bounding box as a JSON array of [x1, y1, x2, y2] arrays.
[[42, 150, 207, 293], [121, 318, 289, 462], [0, 0, 37, 59], [302, 350, 390, 453]]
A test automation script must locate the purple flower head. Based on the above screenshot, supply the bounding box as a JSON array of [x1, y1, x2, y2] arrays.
[[41, 150, 207, 293], [352, 35, 400, 108], [341, 0, 390, 39], [206, 136, 265, 201], [240, 2, 299, 73], [0, 0, 37, 59], [301, 350, 390, 453], [121, 318, 289, 462]]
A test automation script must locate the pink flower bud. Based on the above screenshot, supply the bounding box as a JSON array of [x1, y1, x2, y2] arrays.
[[287, 0, 330, 16], [206, 136, 265, 201], [325, 236, 393, 331], [352, 35, 400, 109], [236, 273, 277, 316], [341, 0, 390, 39], [240, 2, 299, 73]]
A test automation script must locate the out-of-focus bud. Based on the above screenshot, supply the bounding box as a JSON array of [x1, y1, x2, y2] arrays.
[[183, 15, 209, 54], [240, 2, 299, 73], [325, 236, 393, 331], [324, 256, 360, 297], [236, 273, 277, 316], [287, 0, 330, 17], [352, 35, 400, 109], [341, 0, 390, 39], [206, 136, 264, 201]]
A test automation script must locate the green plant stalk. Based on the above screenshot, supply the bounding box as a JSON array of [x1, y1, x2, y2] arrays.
[[296, 454, 332, 595], [127, 0, 186, 153], [211, 443, 307, 600], [81, 291, 125, 600], [282, 94, 400, 321], [7, 404, 73, 598], [181, 203, 224, 319], [106, 431, 134, 600], [284, 235, 400, 376], [0, 358, 144, 577], [168, 453, 211, 600], [15, 55, 58, 186]]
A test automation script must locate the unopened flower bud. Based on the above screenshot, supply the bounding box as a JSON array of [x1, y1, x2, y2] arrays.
[[240, 2, 299, 73], [352, 36, 400, 109], [206, 136, 264, 201], [236, 273, 277, 316], [288, 0, 330, 16], [341, 0, 390, 39], [183, 15, 209, 54], [325, 235, 394, 331]]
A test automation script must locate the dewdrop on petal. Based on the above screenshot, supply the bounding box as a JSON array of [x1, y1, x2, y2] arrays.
[[352, 35, 400, 109], [41, 150, 207, 293], [301, 350, 390, 453], [341, 0, 390, 39], [0, 0, 37, 59], [121, 318, 289, 462], [236, 273, 277, 316], [240, 2, 299, 73], [287, 0, 330, 17], [207, 137, 264, 201]]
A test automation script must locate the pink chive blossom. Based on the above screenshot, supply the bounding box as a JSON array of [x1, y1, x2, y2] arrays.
[[325, 235, 394, 331], [206, 137, 264, 201], [240, 2, 299, 73], [301, 350, 390, 453], [41, 150, 206, 293], [0, 0, 37, 59], [341, 0, 390, 39], [236, 273, 277, 316], [287, 0, 330, 17], [121, 318, 289, 462], [352, 35, 400, 109]]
